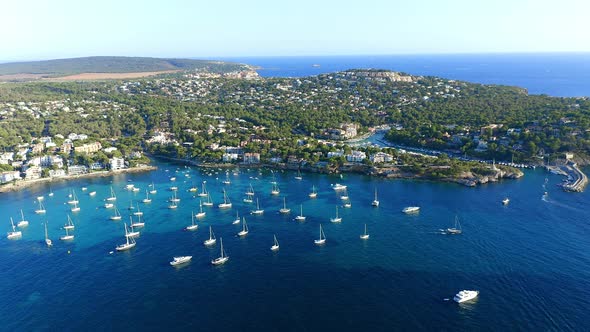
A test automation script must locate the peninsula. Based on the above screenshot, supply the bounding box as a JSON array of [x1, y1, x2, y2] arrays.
[[1, 57, 588, 192]]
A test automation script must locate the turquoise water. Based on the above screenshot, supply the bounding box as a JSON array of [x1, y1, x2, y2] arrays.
[[1, 162, 590, 330]]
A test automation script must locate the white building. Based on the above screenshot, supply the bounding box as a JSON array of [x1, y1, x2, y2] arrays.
[[370, 152, 394, 163], [0, 171, 21, 183], [49, 169, 66, 177], [222, 153, 239, 162], [110, 157, 125, 170], [68, 165, 88, 176], [346, 151, 367, 163], [327, 150, 344, 158]]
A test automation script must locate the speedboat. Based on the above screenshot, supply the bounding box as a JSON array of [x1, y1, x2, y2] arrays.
[[402, 206, 420, 214], [170, 256, 192, 266], [453, 290, 479, 303]]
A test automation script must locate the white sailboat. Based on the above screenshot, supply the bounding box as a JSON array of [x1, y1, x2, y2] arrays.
[[115, 224, 136, 251], [202, 192, 213, 206], [169, 191, 180, 203], [71, 200, 80, 212], [17, 209, 29, 227], [251, 198, 264, 215], [204, 226, 216, 246], [104, 202, 114, 209], [314, 224, 326, 245], [6, 218, 22, 239], [44, 222, 52, 246], [270, 234, 279, 251], [222, 172, 231, 185], [89, 191, 96, 196], [279, 197, 291, 214], [232, 211, 240, 224], [131, 214, 145, 228], [110, 206, 122, 220], [360, 224, 369, 240], [48, 188, 54, 197], [35, 200, 46, 214], [211, 237, 229, 265], [308, 185, 317, 198], [106, 186, 117, 201], [237, 217, 249, 237], [245, 184, 255, 197], [271, 183, 280, 195], [126, 217, 140, 238], [330, 205, 342, 223], [64, 215, 75, 230], [142, 190, 152, 203], [149, 182, 157, 194], [67, 190, 79, 205], [196, 201, 206, 218], [294, 204, 306, 221], [294, 169, 303, 180], [340, 188, 349, 200], [186, 212, 199, 231], [197, 182, 208, 197], [371, 188, 379, 207], [170, 186, 178, 191], [132, 203, 143, 216], [446, 216, 462, 234], [60, 227, 74, 241], [168, 200, 178, 209], [218, 189, 232, 209]]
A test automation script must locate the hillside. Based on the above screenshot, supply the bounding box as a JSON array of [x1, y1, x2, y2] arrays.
[[0, 56, 252, 80]]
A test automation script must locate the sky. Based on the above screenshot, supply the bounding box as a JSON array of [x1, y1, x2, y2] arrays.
[[1, 0, 589, 61]]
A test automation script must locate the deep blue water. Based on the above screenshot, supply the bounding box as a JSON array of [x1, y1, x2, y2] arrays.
[[1, 162, 590, 331], [219, 54, 590, 97]]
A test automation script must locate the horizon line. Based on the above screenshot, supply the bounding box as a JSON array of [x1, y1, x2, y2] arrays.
[[1, 51, 590, 64]]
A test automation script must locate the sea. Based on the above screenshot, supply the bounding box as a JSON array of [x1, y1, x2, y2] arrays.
[[2, 55, 590, 331], [222, 53, 590, 97]]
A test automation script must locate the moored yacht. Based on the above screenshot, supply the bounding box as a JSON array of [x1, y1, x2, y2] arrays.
[[186, 212, 199, 231], [250, 198, 264, 215], [279, 197, 291, 214], [204, 226, 216, 246], [211, 237, 229, 265], [218, 189, 232, 209], [314, 224, 326, 245], [7, 218, 22, 239], [371, 188, 379, 207], [502, 197, 510, 205], [330, 205, 342, 223], [115, 224, 136, 251], [294, 204, 306, 221], [170, 256, 192, 266], [17, 210, 29, 227], [195, 201, 206, 218], [271, 234, 279, 251], [237, 217, 249, 237], [308, 185, 317, 198]]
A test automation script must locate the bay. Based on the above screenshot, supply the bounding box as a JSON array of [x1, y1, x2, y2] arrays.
[[1, 161, 590, 331]]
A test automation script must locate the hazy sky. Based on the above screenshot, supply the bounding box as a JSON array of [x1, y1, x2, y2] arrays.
[[1, 0, 589, 61]]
